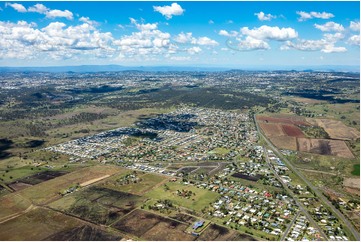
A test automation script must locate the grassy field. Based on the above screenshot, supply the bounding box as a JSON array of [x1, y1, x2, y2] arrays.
[[18, 165, 123, 204], [102, 172, 167, 195], [351, 164, 360, 176], [145, 181, 220, 212]]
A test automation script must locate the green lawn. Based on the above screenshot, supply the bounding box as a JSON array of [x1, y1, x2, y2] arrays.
[[145, 182, 220, 212]]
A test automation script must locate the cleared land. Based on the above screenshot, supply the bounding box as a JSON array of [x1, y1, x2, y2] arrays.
[[307, 118, 360, 140], [197, 223, 256, 241], [44, 225, 123, 240], [297, 138, 354, 158], [112, 209, 195, 241], [0, 208, 80, 240]]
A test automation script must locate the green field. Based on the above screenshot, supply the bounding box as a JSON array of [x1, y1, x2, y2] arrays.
[[351, 164, 360, 176], [145, 181, 220, 212], [102, 172, 167, 195]]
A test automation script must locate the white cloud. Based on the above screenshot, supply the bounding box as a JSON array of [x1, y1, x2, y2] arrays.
[[232, 36, 270, 51], [350, 21, 360, 32], [196, 37, 218, 46], [153, 3, 184, 20], [6, 3, 27, 13], [0, 20, 115, 60], [255, 12, 275, 21], [323, 33, 344, 42], [187, 46, 202, 54], [174, 32, 218, 46], [208, 20, 214, 24], [347, 35, 360, 46], [314, 22, 344, 32], [218, 30, 238, 37], [282, 39, 347, 53], [241, 25, 298, 41], [170, 56, 191, 61], [46, 9, 74, 20], [296, 11, 334, 21], [79, 17, 98, 26], [28, 3, 49, 14]]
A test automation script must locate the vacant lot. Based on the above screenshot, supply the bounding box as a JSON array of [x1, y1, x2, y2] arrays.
[[343, 177, 360, 195], [102, 172, 167, 195], [145, 182, 220, 212], [0, 208, 80, 240], [197, 223, 256, 241], [113, 209, 194, 240], [0, 193, 32, 221], [307, 118, 359, 140], [297, 138, 354, 158], [50, 186, 143, 225]]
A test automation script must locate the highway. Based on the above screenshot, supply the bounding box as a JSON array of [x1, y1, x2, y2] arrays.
[[254, 114, 360, 241]]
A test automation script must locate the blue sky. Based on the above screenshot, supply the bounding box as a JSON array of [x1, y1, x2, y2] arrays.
[[0, 1, 359, 68]]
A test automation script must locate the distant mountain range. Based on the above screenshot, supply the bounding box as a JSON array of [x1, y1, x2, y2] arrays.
[[0, 64, 359, 73]]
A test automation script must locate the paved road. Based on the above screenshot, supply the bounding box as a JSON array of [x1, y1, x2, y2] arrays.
[[281, 211, 301, 241], [254, 114, 360, 241], [263, 146, 327, 240]]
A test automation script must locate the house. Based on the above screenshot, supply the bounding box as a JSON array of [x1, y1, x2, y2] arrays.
[[193, 220, 204, 230]]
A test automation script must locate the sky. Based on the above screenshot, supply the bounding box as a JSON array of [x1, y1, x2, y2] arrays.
[[0, 1, 359, 68]]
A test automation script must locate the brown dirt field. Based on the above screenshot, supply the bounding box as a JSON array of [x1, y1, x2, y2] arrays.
[[142, 221, 194, 241], [296, 138, 354, 158], [8, 182, 32, 191], [259, 123, 285, 137], [196, 223, 256, 241], [281, 124, 305, 137], [45, 224, 123, 240], [307, 118, 360, 140], [0, 194, 32, 220], [113, 209, 194, 241], [269, 136, 297, 150], [343, 178, 360, 189], [0, 208, 81, 240], [112, 209, 164, 237]]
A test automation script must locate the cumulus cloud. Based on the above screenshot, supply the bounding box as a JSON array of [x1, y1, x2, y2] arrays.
[[28, 3, 49, 14], [218, 30, 238, 37], [296, 11, 334, 21], [187, 46, 202, 54], [5, 3, 27, 12], [314, 22, 344, 32], [174, 32, 219, 46], [45, 9, 73, 20], [153, 3, 184, 19], [255, 12, 276, 21], [240, 25, 298, 41], [282, 39, 347, 53], [347, 35, 360, 46], [349, 21, 360, 32], [228, 36, 270, 51], [0, 20, 114, 60]]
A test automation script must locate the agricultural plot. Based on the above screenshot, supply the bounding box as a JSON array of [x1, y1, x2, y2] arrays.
[[257, 115, 310, 126], [50, 186, 143, 225], [18, 165, 122, 204], [269, 136, 297, 150], [7, 170, 68, 191], [297, 138, 354, 158], [259, 123, 285, 137], [0, 193, 32, 221], [281, 124, 305, 137], [44, 225, 123, 241], [0, 208, 80, 240], [112, 209, 195, 241], [307, 118, 360, 140], [197, 223, 256, 241]]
